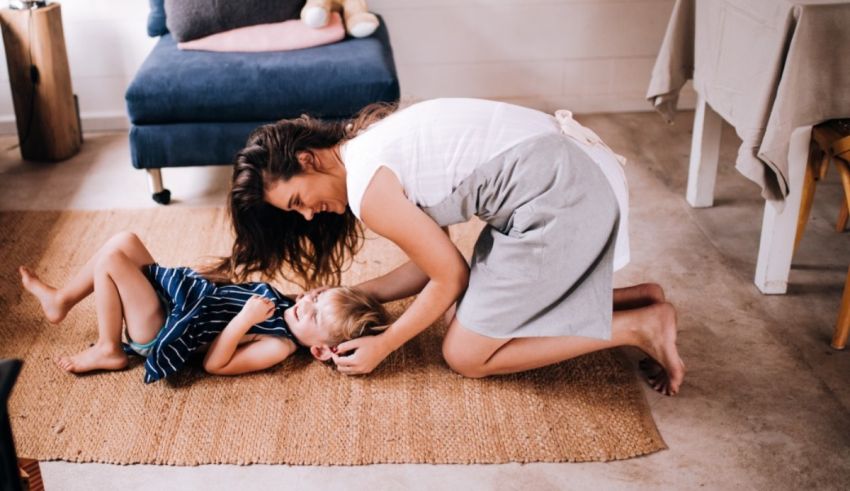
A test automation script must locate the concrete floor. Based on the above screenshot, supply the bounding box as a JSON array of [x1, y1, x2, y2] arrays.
[[1, 111, 848, 490]]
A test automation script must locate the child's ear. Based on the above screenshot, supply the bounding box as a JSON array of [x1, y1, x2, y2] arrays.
[[310, 344, 334, 361]]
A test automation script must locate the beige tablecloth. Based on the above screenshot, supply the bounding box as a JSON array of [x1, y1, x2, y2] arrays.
[[647, 0, 850, 201]]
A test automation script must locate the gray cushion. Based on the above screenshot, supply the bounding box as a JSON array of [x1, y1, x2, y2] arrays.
[[164, 0, 305, 42]]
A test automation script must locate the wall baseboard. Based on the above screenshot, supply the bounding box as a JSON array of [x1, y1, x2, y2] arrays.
[[497, 93, 697, 116], [0, 112, 129, 136], [0, 91, 696, 137]]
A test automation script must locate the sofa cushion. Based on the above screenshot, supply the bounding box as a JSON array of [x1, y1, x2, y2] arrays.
[[129, 121, 269, 169], [164, 0, 305, 42], [147, 0, 167, 37], [125, 18, 399, 125]]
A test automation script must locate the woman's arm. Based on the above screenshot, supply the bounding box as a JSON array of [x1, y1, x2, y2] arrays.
[[355, 259, 430, 303], [203, 295, 296, 375], [313, 226, 450, 303], [358, 226, 452, 303], [334, 167, 469, 373]]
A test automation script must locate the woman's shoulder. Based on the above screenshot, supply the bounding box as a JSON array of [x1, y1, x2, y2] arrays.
[[342, 126, 407, 220], [345, 161, 407, 220]]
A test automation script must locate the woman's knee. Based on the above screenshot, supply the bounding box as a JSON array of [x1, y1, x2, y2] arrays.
[[441, 336, 489, 379]]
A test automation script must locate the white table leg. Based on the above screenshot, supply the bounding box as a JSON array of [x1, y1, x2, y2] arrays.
[[687, 94, 723, 207], [754, 126, 812, 294]]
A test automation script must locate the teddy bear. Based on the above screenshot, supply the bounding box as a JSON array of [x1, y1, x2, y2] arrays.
[[301, 0, 379, 38]]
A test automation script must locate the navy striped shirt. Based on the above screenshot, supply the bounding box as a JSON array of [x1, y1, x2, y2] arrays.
[[130, 264, 296, 383]]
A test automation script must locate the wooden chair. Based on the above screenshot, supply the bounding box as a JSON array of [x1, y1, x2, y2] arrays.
[[837, 267, 850, 350], [794, 119, 850, 349], [795, 120, 850, 245], [833, 129, 850, 234]]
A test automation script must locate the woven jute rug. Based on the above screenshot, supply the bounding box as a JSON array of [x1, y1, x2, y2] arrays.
[[0, 208, 665, 465]]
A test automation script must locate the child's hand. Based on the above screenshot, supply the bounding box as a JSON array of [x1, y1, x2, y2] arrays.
[[238, 295, 276, 325]]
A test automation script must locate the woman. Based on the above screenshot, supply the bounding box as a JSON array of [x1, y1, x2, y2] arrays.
[[219, 98, 685, 395]]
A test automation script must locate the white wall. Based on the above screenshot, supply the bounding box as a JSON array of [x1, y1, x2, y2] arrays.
[[0, 0, 693, 134], [0, 0, 156, 133], [374, 0, 695, 113]]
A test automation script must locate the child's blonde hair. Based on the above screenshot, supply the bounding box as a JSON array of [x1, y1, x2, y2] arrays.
[[321, 287, 389, 344]]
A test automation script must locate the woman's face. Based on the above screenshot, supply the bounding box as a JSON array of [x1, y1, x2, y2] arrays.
[[264, 150, 347, 221]]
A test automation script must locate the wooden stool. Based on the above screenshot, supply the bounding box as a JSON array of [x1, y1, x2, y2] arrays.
[[0, 3, 81, 161], [794, 120, 850, 349]]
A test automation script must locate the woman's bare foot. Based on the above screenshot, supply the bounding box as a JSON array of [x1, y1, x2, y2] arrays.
[[55, 343, 128, 374], [19, 266, 68, 324], [614, 282, 667, 311], [641, 283, 666, 304], [639, 357, 673, 394], [635, 302, 686, 396]]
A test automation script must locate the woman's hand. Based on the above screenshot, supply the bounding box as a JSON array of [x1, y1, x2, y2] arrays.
[[296, 286, 331, 301], [238, 295, 275, 325], [332, 333, 393, 375]]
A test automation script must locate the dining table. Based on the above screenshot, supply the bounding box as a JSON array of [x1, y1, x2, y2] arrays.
[[647, 0, 850, 294]]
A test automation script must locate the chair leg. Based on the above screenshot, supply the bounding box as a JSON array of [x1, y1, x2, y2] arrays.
[[833, 266, 850, 350], [794, 142, 821, 253], [145, 168, 171, 205], [817, 152, 830, 180], [836, 160, 850, 232]]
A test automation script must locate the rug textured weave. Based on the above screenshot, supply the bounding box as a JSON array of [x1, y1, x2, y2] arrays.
[[0, 208, 665, 465]]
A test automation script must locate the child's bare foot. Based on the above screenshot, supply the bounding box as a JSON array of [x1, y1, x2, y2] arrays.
[[19, 266, 68, 324], [55, 343, 128, 374], [636, 302, 686, 396]]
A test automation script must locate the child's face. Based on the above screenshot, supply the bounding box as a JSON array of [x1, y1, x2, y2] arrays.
[[283, 289, 336, 351]]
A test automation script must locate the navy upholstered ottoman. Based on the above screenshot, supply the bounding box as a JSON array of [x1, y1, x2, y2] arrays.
[[125, 1, 400, 204]]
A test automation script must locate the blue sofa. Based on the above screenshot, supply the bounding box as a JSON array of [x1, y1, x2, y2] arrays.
[[125, 0, 400, 204]]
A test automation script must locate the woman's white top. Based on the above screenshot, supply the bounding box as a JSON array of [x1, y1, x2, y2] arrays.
[[341, 98, 630, 270]]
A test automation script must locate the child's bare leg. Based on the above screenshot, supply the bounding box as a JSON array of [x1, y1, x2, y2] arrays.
[[20, 232, 156, 324], [613, 283, 665, 310], [56, 249, 164, 374], [19, 267, 67, 324]]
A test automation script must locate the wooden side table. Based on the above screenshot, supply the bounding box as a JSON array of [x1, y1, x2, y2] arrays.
[[0, 2, 81, 161]]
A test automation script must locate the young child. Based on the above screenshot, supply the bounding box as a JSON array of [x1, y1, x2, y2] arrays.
[[19, 232, 387, 383]]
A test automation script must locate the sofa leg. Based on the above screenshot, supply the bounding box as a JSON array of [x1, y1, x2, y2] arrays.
[[146, 168, 171, 205]]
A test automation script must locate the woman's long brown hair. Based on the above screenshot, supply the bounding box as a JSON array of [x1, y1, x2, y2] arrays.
[[209, 101, 398, 288]]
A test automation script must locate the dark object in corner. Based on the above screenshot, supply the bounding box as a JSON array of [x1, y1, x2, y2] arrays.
[[1, 359, 24, 491]]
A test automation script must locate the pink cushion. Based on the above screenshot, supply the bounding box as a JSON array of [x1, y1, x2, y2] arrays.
[[178, 13, 345, 52]]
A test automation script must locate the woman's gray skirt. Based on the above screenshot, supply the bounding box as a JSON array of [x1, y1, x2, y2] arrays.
[[420, 133, 619, 340]]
